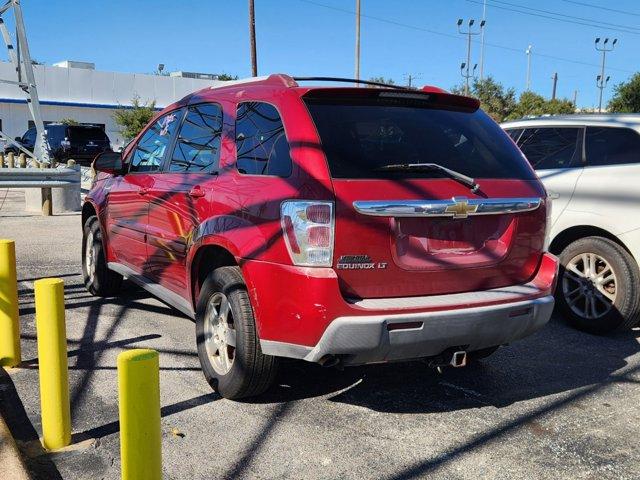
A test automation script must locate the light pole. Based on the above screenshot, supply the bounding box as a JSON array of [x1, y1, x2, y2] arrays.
[[355, 0, 361, 81], [457, 19, 484, 95], [479, 0, 487, 80], [460, 62, 478, 92], [525, 45, 532, 91], [595, 37, 617, 113]]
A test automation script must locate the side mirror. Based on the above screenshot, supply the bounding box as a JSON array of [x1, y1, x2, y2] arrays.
[[14, 136, 21, 142], [92, 151, 123, 175]]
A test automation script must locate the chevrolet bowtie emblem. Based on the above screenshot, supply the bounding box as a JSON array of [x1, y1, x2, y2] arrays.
[[445, 197, 478, 219]]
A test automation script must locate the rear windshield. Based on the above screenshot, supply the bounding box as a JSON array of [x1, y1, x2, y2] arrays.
[[69, 127, 109, 143], [304, 97, 535, 180]]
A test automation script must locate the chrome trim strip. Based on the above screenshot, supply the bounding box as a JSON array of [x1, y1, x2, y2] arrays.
[[353, 197, 542, 218]]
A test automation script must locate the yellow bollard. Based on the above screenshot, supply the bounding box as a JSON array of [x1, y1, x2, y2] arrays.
[[18, 153, 26, 168], [34, 278, 71, 450], [7, 151, 14, 168], [118, 349, 162, 480], [0, 240, 20, 367]]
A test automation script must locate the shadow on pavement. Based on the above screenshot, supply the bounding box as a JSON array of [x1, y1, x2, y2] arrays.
[[257, 317, 640, 414], [0, 368, 63, 480]]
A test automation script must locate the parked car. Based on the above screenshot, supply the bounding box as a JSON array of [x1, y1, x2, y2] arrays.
[[82, 75, 558, 399], [6, 123, 112, 165], [502, 115, 640, 334]]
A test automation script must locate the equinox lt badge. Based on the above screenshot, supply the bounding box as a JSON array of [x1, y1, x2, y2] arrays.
[[336, 255, 387, 270]]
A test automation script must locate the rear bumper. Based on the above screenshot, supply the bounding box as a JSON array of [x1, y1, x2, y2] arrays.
[[260, 295, 554, 365], [243, 252, 558, 365]]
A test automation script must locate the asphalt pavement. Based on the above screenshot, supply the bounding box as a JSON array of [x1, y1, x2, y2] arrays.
[[1, 188, 640, 479]]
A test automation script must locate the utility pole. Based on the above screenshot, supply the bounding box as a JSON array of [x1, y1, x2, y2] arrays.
[[403, 73, 421, 88], [457, 19, 484, 95], [595, 37, 617, 113], [551, 72, 558, 101], [479, 0, 487, 79], [525, 45, 532, 91], [355, 0, 361, 81], [248, 0, 258, 77], [573, 90, 578, 108]]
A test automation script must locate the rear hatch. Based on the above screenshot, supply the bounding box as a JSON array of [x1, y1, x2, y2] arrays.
[[68, 126, 111, 157], [303, 89, 547, 299]]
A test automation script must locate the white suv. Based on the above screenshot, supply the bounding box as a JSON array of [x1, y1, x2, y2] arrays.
[[502, 115, 640, 334]]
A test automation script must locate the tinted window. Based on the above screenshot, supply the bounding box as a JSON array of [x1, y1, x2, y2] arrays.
[[305, 98, 535, 180], [45, 126, 65, 145], [505, 128, 523, 142], [129, 111, 181, 173], [23, 128, 36, 145], [235, 102, 293, 176], [517, 127, 581, 170], [169, 103, 222, 172], [69, 126, 110, 143], [585, 127, 640, 166]]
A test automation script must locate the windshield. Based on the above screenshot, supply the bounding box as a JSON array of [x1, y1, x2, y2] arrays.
[[304, 98, 535, 180]]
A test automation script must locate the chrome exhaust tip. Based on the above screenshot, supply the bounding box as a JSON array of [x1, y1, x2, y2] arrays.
[[450, 351, 467, 368]]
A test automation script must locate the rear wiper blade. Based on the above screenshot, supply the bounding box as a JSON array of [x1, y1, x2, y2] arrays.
[[375, 163, 481, 193]]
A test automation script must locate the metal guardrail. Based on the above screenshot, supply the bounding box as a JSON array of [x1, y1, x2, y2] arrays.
[[0, 167, 81, 188]]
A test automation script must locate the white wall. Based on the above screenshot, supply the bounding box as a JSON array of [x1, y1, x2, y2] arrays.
[[0, 61, 223, 150]]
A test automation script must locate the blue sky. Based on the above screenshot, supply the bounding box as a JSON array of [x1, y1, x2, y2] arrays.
[[15, 0, 640, 109]]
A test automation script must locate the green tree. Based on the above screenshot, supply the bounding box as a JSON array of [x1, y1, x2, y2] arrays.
[[607, 73, 640, 113], [216, 73, 239, 81], [113, 96, 156, 141], [507, 91, 574, 120], [452, 76, 516, 122], [368, 76, 395, 86], [60, 118, 79, 126]]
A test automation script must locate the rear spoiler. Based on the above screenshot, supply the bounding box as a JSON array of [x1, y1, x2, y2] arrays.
[[302, 88, 480, 112]]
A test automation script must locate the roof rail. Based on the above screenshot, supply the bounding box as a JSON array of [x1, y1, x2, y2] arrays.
[[210, 74, 298, 90], [294, 76, 413, 90]]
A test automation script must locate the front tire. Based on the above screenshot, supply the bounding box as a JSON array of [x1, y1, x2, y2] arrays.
[[82, 216, 122, 296], [196, 266, 277, 399], [556, 236, 640, 334]]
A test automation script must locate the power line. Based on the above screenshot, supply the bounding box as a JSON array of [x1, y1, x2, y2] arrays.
[[481, 0, 640, 32], [296, 0, 634, 74], [560, 0, 640, 18], [467, 0, 640, 35]]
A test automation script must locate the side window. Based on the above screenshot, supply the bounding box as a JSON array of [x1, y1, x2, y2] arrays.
[[23, 128, 36, 146], [235, 102, 293, 176], [517, 127, 582, 170], [129, 111, 181, 173], [505, 128, 523, 142], [169, 103, 222, 172], [585, 127, 640, 166]]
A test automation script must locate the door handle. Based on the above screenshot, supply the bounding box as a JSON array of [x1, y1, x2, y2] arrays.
[[138, 187, 149, 195], [188, 186, 206, 198]]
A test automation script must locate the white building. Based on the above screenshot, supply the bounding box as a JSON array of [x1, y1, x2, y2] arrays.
[[0, 60, 223, 151]]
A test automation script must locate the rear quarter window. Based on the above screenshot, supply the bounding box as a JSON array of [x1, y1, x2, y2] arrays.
[[235, 102, 293, 177]]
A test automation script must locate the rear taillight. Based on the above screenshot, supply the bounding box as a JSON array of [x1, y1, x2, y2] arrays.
[[281, 201, 334, 267]]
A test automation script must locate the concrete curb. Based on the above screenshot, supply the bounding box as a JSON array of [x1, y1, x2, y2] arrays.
[[0, 388, 31, 480]]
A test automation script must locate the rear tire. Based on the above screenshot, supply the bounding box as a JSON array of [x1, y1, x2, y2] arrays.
[[82, 216, 122, 296], [196, 266, 277, 399], [556, 236, 640, 334]]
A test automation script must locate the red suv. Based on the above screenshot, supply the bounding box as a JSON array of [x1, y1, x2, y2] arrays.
[[82, 75, 558, 399]]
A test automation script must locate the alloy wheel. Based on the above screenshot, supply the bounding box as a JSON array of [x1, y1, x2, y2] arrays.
[[562, 252, 617, 320], [203, 292, 237, 375]]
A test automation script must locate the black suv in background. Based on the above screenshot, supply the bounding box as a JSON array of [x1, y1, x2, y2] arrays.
[[6, 124, 112, 165]]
